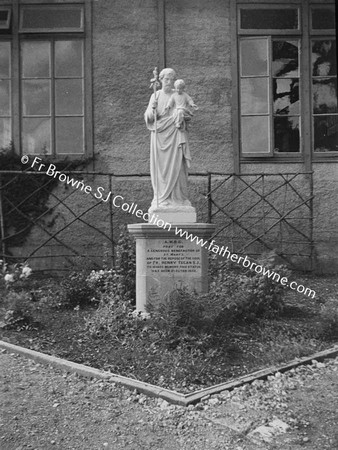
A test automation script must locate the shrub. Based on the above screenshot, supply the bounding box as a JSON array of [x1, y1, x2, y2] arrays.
[[56, 270, 97, 309], [209, 252, 291, 325], [2, 291, 35, 330], [145, 252, 291, 346], [317, 298, 338, 340], [83, 226, 136, 334]]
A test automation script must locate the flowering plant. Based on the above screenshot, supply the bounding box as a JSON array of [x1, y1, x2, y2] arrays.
[[0, 259, 32, 289]]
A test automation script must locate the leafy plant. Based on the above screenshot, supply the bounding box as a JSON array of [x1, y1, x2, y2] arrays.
[[1, 291, 35, 330], [317, 298, 338, 340]]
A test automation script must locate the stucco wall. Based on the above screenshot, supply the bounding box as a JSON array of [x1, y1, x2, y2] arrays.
[[8, 0, 338, 273], [92, 0, 233, 175]]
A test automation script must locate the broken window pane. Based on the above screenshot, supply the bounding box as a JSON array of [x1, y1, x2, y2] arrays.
[[312, 40, 337, 76], [274, 116, 300, 152], [241, 78, 269, 114], [314, 115, 338, 152], [272, 40, 299, 77], [240, 39, 268, 77], [273, 79, 299, 115], [241, 116, 270, 153], [313, 78, 337, 114]]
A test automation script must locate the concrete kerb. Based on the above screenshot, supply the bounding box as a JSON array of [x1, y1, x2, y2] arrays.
[[1, 340, 338, 406]]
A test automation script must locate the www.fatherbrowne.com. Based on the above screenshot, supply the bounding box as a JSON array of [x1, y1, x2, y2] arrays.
[[174, 227, 316, 299]]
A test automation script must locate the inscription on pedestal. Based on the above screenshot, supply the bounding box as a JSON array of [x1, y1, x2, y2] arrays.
[[146, 239, 201, 275]]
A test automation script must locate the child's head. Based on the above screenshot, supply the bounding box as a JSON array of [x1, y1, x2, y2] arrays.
[[174, 79, 185, 93]]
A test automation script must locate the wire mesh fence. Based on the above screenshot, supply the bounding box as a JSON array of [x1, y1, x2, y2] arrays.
[[0, 170, 313, 273]]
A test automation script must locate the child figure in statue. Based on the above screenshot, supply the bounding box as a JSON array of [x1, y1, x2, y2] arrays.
[[165, 79, 198, 130]]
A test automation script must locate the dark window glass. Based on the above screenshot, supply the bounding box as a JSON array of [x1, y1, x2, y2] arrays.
[[313, 78, 337, 114], [21, 6, 83, 31], [314, 116, 338, 152], [274, 116, 300, 152], [0, 8, 11, 29], [240, 9, 299, 30], [272, 40, 299, 77], [311, 7, 336, 30], [312, 40, 337, 76], [273, 79, 300, 115]]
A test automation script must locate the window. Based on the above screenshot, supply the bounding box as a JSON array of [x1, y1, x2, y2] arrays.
[[0, 1, 91, 157], [0, 40, 11, 148], [236, 1, 337, 159]]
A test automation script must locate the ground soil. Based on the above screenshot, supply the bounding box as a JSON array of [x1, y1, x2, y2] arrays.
[[1, 349, 338, 450], [1, 274, 338, 392]]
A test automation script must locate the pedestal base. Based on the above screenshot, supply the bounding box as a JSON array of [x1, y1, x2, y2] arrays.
[[128, 223, 215, 311], [148, 205, 197, 223]]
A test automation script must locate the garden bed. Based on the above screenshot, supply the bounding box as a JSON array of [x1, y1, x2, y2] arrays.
[[0, 273, 337, 394]]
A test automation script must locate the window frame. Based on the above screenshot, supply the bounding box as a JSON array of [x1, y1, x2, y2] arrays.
[[232, 0, 337, 170], [0, 0, 92, 159]]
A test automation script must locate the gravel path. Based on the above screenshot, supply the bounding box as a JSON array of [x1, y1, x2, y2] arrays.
[[1, 350, 338, 449]]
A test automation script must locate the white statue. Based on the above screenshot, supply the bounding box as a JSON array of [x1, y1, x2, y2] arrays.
[[165, 79, 198, 130], [144, 68, 196, 221]]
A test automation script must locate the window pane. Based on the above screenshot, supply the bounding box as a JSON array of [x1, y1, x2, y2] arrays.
[[240, 8, 299, 30], [22, 118, 51, 154], [313, 78, 337, 114], [22, 80, 51, 116], [56, 118, 84, 154], [314, 116, 338, 152], [55, 80, 83, 115], [241, 78, 268, 114], [272, 40, 299, 77], [0, 41, 10, 77], [273, 79, 299, 115], [274, 117, 300, 152], [22, 42, 51, 78], [241, 116, 270, 153], [0, 8, 11, 29], [312, 40, 337, 76], [240, 39, 268, 76], [55, 41, 83, 77], [311, 7, 336, 30], [21, 6, 83, 31], [0, 118, 11, 148], [0, 80, 10, 115]]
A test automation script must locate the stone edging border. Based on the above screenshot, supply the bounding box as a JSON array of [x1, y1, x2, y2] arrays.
[[1, 339, 338, 406]]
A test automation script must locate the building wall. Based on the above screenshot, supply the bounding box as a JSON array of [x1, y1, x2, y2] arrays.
[[8, 0, 338, 273]]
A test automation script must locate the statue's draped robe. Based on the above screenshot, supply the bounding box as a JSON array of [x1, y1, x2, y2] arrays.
[[145, 90, 192, 208]]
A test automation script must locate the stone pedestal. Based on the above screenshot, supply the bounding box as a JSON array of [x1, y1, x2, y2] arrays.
[[128, 223, 215, 311]]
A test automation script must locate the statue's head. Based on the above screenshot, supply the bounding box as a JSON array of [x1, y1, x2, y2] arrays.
[[174, 79, 185, 93], [159, 68, 176, 81]]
